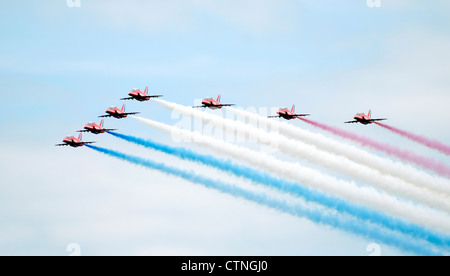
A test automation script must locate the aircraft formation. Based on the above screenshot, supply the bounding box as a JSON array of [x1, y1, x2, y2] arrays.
[[55, 86, 387, 147], [55, 86, 159, 147], [54, 85, 450, 257]]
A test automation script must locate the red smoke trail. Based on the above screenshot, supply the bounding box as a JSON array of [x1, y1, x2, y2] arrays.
[[375, 122, 450, 156], [298, 118, 450, 178]]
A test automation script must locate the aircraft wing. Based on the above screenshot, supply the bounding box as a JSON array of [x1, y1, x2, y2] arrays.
[[193, 105, 206, 108], [120, 97, 133, 101], [268, 115, 280, 118], [344, 120, 359, 124], [98, 114, 113, 118], [145, 95, 163, 99], [294, 114, 310, 117], [216, 104, 235, 107], [124, 112, 140, 116], [76, 130, 90, 133], [369, 118, 387, 122], [55, 143, 68, 146], [103, 128, 117, 132], [81, 141, 96, 145]]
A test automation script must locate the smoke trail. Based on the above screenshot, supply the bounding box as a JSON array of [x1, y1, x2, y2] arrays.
[[132, 116, 450, 233], [226, 107, 450, 196], [375, 122, 450, 156], [85, 144, 443, 255], [153, 99, 450, 213], [107, 131, 450, 248], [299, 118, 450, 179]]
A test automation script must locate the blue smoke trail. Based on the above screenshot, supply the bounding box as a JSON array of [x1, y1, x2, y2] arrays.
[[86, 144, 441, 255], [107, 131, 450, 250]]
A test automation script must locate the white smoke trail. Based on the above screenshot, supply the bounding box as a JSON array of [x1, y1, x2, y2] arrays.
[[227, 107, 450, 196], [87, 144, 443, 255], [132, 115, 450, 233], [153, 99, 450, 214]]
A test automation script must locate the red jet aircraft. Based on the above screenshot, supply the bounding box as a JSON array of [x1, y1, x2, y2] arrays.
[[99, 104, 140, 119], [77, 119, 116, 134], [268, 105, 309, 120], [193, 95, 235, 109], [120, 86, 163, 102], [345, 110, 387, 125], [55, 133, 95, 148]]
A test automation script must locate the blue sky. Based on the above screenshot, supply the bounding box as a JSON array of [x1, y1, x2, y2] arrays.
[[1, 0, 449, 255]]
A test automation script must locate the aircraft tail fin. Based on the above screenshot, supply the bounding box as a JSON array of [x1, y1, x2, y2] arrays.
[[78, 133, 82, 141], [100, 119, 104, 127], [368, 109, 372, 118], [291, 104, 295, 113], [122, 104, 125, 112], [217, 94, 221, 103], [144, 86, 148, 94]]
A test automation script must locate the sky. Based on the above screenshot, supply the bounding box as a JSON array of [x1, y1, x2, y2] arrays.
[[0, 0, 449, 256]]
